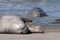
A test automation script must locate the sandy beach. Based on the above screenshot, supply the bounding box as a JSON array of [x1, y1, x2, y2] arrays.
[[0, 0, 60, 40], [0, 32, 59, 40]]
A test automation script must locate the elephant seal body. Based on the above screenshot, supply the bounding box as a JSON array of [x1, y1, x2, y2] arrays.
[[0, 15, 31, 34], [26, 7, 47, 18], [25, 22, 44, 33]]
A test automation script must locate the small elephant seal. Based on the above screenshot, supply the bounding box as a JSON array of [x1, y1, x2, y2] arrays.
[[0, 15, 31, 34], [25, 22, 44, 33], [26, 7, 47, 18]]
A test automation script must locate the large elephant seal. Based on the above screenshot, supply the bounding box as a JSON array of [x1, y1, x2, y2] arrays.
[[0, 15, 31, 34], [26, 7, 47, 18], [25, 22, 44, 33]]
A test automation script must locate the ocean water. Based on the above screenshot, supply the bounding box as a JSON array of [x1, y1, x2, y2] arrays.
[[0, 0, 60, 28]]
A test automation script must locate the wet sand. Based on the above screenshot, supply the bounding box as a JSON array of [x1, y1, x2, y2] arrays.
[[0, 32, 59, 40]]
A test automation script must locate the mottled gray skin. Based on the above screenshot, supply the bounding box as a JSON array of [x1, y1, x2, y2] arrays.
[[25, 22, 44, 33], [26, 7, 47, 18], [0, 15, 31, 34]]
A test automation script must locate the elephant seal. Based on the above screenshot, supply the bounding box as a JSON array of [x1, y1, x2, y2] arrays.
[[0, 15, 31, 34], [25, 22, 44, 33], [26, 7, 47, 18]]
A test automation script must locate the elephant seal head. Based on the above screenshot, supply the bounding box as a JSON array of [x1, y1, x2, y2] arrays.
[[25, 22, 44, 33], [26, 7, 47, 18]]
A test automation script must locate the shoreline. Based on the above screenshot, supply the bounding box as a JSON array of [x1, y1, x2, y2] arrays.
[[0, 32, 59, 40]]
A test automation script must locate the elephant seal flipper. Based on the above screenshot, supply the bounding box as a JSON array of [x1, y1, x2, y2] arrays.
[[21, 18, 32, 23]]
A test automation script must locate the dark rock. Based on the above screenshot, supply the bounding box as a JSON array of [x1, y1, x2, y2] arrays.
[[55, 19, 60, 21], [26, 7, 47, 18], [0, 15, 31, 34], [52, 19, 60, 24]]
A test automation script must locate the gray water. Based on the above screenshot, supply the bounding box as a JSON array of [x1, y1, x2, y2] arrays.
[[0, 0, 60, 28]]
